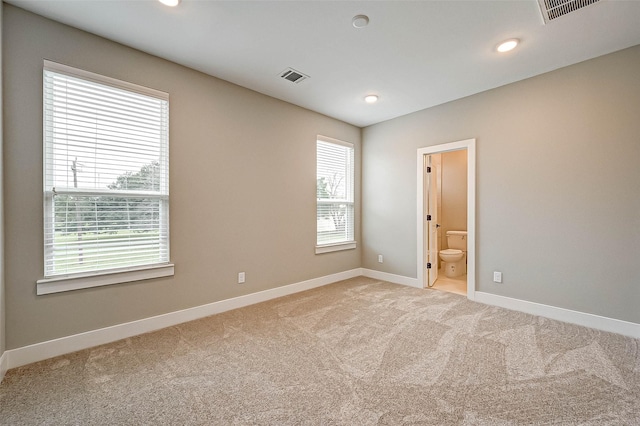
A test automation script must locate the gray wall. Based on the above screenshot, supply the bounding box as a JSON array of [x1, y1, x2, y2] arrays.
[[441, 150, 467, 245], [363, 45, 640, 324], [3, 6, 361, 349], [0, 1, 5, 360]]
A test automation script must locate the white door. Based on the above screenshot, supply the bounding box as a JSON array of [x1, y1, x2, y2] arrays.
[[426, 155, 439, 287]]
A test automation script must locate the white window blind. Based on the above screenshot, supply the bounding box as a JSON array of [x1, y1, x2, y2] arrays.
[[316, 136, 354, 247], [43, 61, 169, 278]]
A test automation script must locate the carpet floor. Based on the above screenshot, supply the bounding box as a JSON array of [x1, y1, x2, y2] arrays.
[[1, 277, 639, 425]]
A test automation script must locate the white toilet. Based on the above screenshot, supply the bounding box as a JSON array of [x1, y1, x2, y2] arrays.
[[439, 230, 467, 278]]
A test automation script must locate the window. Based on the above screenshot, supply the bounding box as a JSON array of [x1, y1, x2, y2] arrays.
[[39, 61, 172, 294], [316, 136, 356, 253]]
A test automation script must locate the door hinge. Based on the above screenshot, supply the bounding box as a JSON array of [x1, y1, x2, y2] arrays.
[[427, 262, 432, 269], [426, 214, 431, 221], [426, 166, 431, 173]]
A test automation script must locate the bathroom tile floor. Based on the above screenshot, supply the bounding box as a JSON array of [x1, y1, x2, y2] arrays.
[[431, 270, 467, 295]]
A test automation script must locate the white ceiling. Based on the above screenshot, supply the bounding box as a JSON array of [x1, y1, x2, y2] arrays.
[[7, 0, 640, 127]]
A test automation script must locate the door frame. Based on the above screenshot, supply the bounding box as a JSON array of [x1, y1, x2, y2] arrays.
[[424, 153, 440, 288], [417, 139, 476, 300]]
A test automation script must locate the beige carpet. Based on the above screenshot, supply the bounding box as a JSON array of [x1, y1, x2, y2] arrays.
[[1, 277, 639, 425]]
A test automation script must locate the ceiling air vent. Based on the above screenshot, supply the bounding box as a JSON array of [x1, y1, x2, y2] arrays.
[[280, 68, 309, 84], [538, 0, 602, 24]]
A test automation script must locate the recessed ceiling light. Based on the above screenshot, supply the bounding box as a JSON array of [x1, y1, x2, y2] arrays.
[[364, 95, 378, 104], [159, 0, 181, 6], [352, 15, 370, 28], [497, 38, 519, 53]]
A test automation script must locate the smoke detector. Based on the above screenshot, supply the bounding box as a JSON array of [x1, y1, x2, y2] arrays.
[[537, 0, 602, 24], [352, 15, 370, 28], [280, 68, 310, 84]]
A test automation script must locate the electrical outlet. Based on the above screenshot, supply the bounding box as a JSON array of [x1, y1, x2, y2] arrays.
[[238, 272, 245, 284], [378, 254, 383, 263], [493, 271, 502, 283]]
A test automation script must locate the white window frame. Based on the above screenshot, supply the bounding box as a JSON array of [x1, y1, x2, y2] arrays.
[[315, 135, 356, 254], [37, 61, 173, 295]]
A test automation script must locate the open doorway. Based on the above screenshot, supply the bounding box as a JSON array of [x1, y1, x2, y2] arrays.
[[417, 139, 476, 300]]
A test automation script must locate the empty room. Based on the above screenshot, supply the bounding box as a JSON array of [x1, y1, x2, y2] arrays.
[[1, 0, 639, 424]]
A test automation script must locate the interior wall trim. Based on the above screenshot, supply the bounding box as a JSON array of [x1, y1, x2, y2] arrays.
[[361, 268, 421, 288], [366, 267, 640, 339], [371, 269, 640, 338], [416, 139, 476, 300], [475, 292, 640, 339], [5, 268, 363, 370], [7, 271, 637, 372], [0, 351, 7, 384]]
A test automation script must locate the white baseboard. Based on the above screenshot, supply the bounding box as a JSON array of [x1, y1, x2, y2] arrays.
[[0, 351, 7, 383], [6, 270, 638, 371], [475, 292, 640, 339], [6, 268, 362, 370], [361, 268, 421, 288], [359, 269, 640, 338], [355, 270, 640, 338]]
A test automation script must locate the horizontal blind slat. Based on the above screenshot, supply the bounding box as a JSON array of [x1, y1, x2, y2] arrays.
[[44, 66, 170, 277], [316, 138, 354, 245]]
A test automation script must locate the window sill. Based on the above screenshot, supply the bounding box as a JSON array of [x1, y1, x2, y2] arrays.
[[36, 263, 175, 295], [315, 241, 357, 254]]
